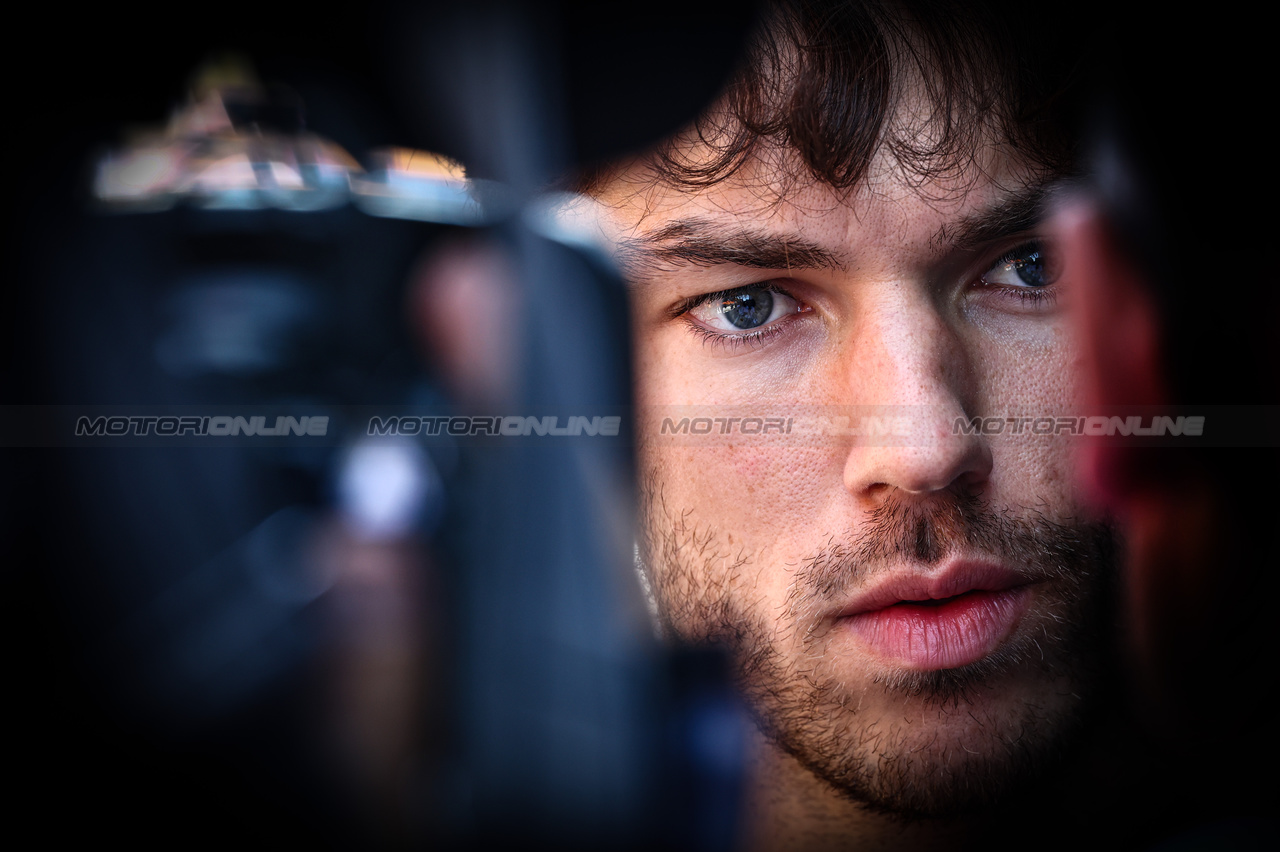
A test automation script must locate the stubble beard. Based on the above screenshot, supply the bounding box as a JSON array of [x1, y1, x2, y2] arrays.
[[639, 474, 1118, 820]]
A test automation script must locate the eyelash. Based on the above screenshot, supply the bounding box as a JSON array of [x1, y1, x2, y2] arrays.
[[978, 240, 1059, 306], [686, 317, 790, 351]]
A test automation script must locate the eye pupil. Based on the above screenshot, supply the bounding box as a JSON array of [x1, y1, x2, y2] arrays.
[[718, 287, 774, 329], [1012, 250, 1047, 287]]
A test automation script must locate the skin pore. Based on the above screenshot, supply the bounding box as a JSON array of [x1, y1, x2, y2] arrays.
[[582, 92, 1117, 849]]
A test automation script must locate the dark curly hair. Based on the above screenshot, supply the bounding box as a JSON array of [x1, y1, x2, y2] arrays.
[[581, 0, 1089, 195]]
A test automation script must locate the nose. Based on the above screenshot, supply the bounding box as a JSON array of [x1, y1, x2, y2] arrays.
[[840, 291, 992, 502]]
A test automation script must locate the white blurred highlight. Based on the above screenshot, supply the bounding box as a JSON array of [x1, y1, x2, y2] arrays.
[[337, 440, 439, 540]]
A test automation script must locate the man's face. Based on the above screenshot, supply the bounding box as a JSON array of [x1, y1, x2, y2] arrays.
[[591, 108, 1116, 817]]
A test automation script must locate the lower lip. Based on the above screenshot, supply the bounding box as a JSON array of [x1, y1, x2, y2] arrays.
[[842, 587, 1032, 670]]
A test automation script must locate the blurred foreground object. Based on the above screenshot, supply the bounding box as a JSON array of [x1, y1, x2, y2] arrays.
[[94, 57, 483, 224], [9, 5, 755, 848], [1057, 11, 1278, 847]]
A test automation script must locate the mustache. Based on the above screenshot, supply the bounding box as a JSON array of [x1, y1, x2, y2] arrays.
[[790, 491, 1117, 609]]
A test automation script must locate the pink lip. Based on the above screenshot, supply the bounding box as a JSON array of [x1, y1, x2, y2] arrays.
[[836, 561, 1036, 670]]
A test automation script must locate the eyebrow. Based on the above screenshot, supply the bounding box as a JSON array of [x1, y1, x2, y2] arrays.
[[614, 218, 846, 279], [930, 181, 1059, 253], [613, 180, 1062, 281]]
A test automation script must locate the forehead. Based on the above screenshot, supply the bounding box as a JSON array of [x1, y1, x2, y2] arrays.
[[591, 139, 1050, 274]]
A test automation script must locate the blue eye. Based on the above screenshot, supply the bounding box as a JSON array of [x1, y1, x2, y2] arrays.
[[717, 287, 775, 329], [982, 243, 1059, 289], [686, 283, 807, 335]]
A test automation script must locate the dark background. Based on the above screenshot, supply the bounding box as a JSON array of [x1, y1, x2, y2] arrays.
[[5, 3, 1275, 848]]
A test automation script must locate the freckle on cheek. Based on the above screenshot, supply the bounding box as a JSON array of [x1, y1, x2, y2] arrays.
[[720, 446, 774, 481]]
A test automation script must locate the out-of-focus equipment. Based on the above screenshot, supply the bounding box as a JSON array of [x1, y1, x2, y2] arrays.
[[11, 4, 757, 848], [94, 58, 483, 224]]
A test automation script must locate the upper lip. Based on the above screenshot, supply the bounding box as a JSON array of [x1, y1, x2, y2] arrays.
[[834, 559, 1036, 617]]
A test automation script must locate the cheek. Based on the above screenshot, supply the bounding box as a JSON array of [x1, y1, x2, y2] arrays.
[[970, 322, 1090, 510], [641, 444, 833, 639], [969, 311, 1081, 403], [645, 444, 832, 525], [633, 316, 824, 408], [997, 439, 1080, 511], [634, 322, 845, 544]]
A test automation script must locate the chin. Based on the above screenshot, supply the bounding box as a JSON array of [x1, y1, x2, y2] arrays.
[[742, 620, 1101, 820], [777, 677, 1087, 819]]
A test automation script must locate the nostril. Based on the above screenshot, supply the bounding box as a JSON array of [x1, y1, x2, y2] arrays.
[[950, 466, 991, 498]]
